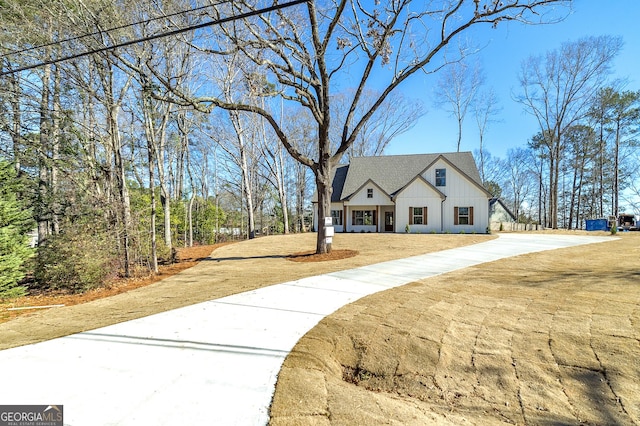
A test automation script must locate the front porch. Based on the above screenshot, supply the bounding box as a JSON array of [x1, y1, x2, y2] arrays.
[[332, 205, 396, 233]]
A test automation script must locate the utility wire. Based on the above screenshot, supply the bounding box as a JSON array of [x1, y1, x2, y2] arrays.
[[0, 0, 309, 77], [0, 1, 233, 60]]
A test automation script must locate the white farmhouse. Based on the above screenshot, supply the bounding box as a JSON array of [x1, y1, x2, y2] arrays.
[[312, 152, 492, 234]]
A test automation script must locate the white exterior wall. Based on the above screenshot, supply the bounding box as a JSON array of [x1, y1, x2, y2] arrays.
[[425, 160, 489, 233], [348, 184, 393, 206], [442, 195, 489, 233], [395, 180, 443, 233], [316, 158, 490, 234], [343, 184, 392, 232]]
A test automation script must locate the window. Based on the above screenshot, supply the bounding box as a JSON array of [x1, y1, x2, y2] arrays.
[[367, 188, 373, 198], [454, 206, 474, 225], [331, 210, 343, 226], [435, 168, 446, 186], [353, 210, 375, 226], [409, 207, 427, 225]]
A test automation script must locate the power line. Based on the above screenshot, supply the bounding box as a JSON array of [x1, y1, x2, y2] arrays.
[[0, 0, 309, 77], [0, 1, 233, 60]]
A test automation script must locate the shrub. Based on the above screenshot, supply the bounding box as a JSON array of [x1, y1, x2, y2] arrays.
[[34, 226, 117, 293], [0, 159, 34, 298], [0, 229, 31, 298]]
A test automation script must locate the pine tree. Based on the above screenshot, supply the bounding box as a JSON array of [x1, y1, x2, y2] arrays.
[[0, 159, 34, 298]]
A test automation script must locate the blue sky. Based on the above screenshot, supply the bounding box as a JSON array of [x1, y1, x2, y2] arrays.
[[386, 1, 640, 159]]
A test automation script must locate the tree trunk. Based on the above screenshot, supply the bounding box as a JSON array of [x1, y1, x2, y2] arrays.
[[51, 64, 61, 235], [296, 163, 307, 232], [241, 146, 256, 239], [37, 62, 51, 244], [110, 104, 132, 277], [315, 160, 332, 254], [613, 119, 620, 217], [148, 142, 158, 274], [277, 147, 289, 234], [9, 71, 22, 175]]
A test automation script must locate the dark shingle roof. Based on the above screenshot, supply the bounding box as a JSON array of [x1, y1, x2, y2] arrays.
[[331, 164, 349, 202], [339, 152, 482, 200]]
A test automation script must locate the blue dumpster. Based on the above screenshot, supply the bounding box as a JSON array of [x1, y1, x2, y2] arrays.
[[585, 219, 608, 231]]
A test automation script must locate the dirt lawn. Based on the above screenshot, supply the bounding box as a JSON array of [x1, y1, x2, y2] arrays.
[[0, 233, 491, 350], [1, 232, 638, 425], [270, 232, 640, 425]]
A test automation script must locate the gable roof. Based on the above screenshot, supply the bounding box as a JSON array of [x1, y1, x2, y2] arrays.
[[339, 152, 484, 200], [490, 197, 517, 221], [344, 178, 392, 201], [393, 174, 446, 201]]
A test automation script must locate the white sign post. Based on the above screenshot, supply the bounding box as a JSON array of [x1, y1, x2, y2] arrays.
[[323, 217, 334, 252]]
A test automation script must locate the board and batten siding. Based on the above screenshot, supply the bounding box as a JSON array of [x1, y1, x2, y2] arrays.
[[395, 179, 443, 233], [424, 160, 489, 233], [347, 183, 393, 206]]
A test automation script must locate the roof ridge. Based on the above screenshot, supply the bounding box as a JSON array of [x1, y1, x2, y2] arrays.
[[351, 152, 472, 160]]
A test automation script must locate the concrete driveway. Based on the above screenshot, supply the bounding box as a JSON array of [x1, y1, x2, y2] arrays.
[[0, 234, 612, 425]]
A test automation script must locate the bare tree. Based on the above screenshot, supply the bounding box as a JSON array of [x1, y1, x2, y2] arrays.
[[146, 0, 570, 254], [591, 88, 640, 217], [434, 59, 484, 152], [503, 147, 534, 223], [563, 125, 596, 229], [474, 88, 501, 182], [516, 35, 622, 228], [339, 90, 426, 159]]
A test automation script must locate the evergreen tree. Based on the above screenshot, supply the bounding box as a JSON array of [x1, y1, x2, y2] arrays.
[[0, 159, 34, 298]]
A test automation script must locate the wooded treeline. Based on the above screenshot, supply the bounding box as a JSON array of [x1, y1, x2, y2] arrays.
[[1, 0, 436, 294], [0, 0, 320, 292], [4, 0, 634, 297], [467, 36, 640, 230], [429, 33, 639, 231]]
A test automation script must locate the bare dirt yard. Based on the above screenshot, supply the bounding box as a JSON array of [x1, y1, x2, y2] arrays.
[[270, 232, 640, 425], [1, 231, 638, 425], [0, 233, 491, 350]]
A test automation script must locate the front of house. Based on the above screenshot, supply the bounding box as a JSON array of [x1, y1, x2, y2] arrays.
[[313, 152, 492, 234]]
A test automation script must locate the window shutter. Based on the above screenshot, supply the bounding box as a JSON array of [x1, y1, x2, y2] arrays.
[[469, 206, 474, 225], [373, 210, 377, 226], [352, 211, 355, 225], [409, 207, 413, 225], [424, 206, 428, 225], [454, 207, 459, 225]]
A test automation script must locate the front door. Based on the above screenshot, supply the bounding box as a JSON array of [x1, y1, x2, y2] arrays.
[[385, 211, 394, 232]]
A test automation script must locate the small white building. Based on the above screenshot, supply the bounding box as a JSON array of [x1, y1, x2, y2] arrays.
[[489, 197, 517, 230], [313, 152, 492, 234]]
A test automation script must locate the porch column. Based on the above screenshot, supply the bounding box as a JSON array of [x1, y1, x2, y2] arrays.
[[343, 205, 347, 233]]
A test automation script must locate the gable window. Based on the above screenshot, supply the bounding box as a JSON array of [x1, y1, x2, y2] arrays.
[[436, 168, 446, 186], [353, 210, 376, 226], [331, 210, 343, 226], [409, 207, 427, 225], [454, 206, 474, 225], [367, 188, 373, 198]]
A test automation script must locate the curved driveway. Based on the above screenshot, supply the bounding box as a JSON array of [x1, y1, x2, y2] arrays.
[[0, 234, 612, 425]]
